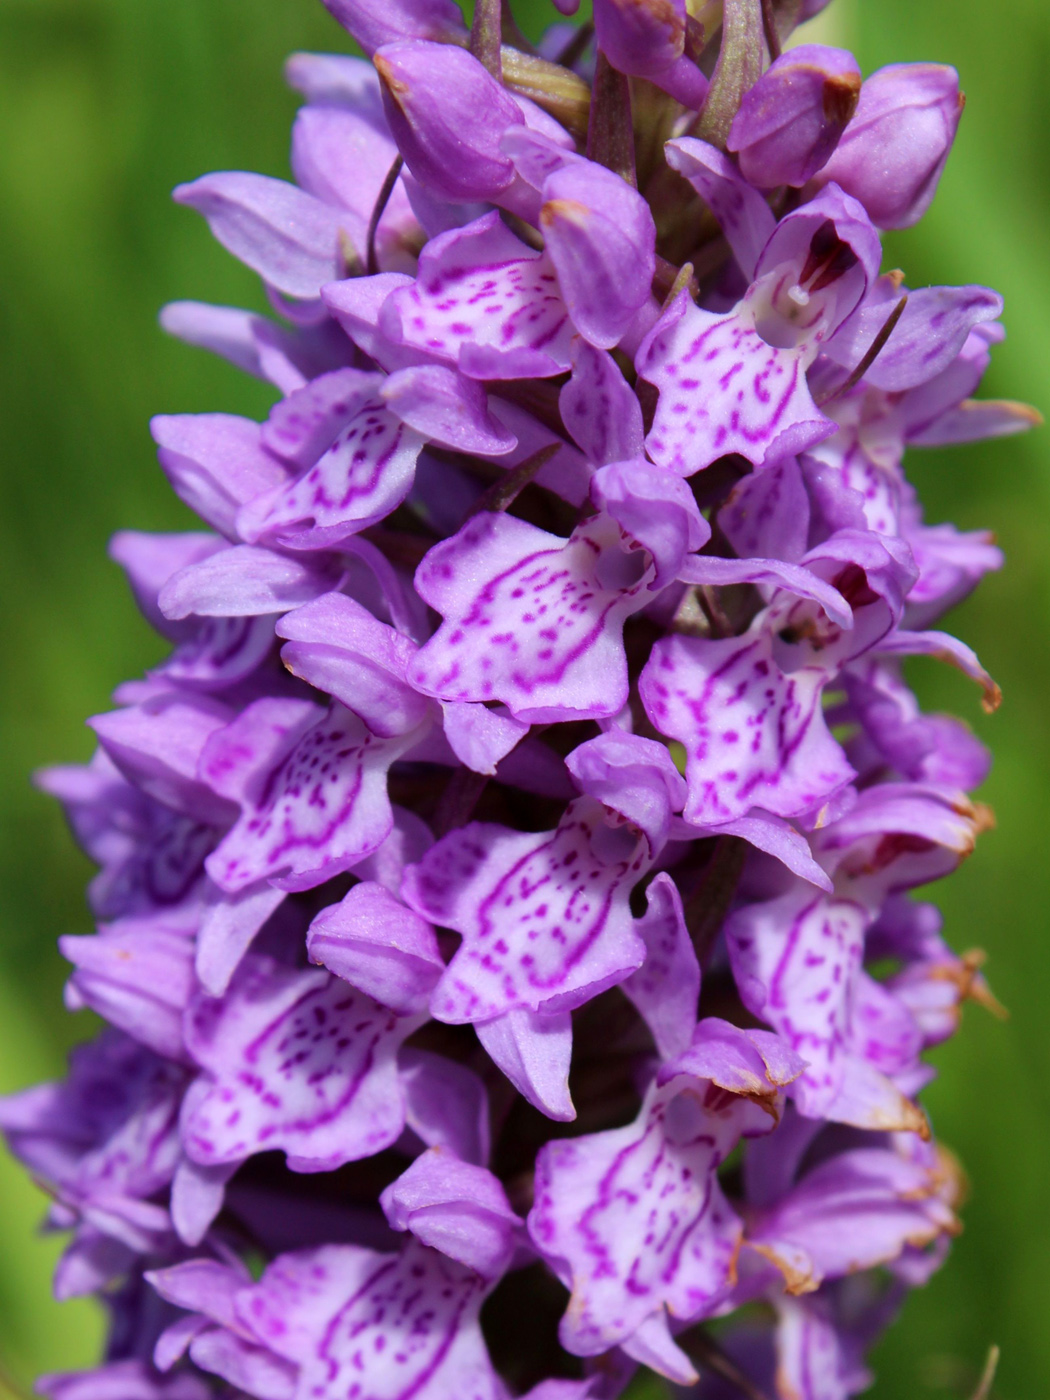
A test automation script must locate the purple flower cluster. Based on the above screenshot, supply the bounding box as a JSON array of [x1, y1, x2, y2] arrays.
[[4, 1, 1038, 1397]]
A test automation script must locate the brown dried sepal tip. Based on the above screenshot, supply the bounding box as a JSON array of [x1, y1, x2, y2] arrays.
[[822, 68, 862, 125], [747, 1240, 821, 1296], [931, 1140, 969, 1213], [950, 949, 1010, 1021]]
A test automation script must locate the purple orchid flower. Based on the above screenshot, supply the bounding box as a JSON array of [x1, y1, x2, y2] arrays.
[[591, 0, 708, 110], [639, 171, 881, 473], [724, 782, 989, 1133], [728, 45, 862, 190], [529, 1020, 803, 1383], [811, 62, 965, 229]]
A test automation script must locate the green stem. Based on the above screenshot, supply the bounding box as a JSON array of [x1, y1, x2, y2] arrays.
[[470, 0, 503, 80], [587, 52, 637, 186], [693, 0, 765, 149], [684, 835, 749, 966]]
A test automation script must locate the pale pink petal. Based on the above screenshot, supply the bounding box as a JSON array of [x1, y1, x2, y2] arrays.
[[638, 293, 833, 475], [621, 872, 700, 1060], [398, 1047, 490, 1165], [640, 630, 856, 825], [403, 800, 649, 1023], [410, 512, 652, 723], [182, 957, 417, 1171], [173, 173, 348, 300], [476, 1008, 576, 1121], [306, 880, 443, 1013]]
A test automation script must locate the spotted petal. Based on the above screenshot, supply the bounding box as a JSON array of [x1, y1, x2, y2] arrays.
[[202, 697, 415, 894], [379, 212, 574, 379], [559, 340, 645, 466], [253, 1240, 503, 1400], [640, 630, 856, 825], [725, 885, 926, 1133], [182, 956, 418, 1171], [638, 291, 833, 475], [403, 798, 650, 1024], [528, 1057, 779, 1373], [261, 367, 382, 467], [410, 512, 653, 723], [237, 387, 424, 550]]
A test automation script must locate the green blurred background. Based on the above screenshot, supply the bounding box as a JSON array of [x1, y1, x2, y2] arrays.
[[0, 0, 1047, 1395]]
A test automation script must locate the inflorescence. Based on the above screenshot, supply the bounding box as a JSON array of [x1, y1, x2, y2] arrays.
[[2, 1, 1038, 1396]]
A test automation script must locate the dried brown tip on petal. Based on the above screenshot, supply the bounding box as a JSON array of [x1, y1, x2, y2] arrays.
[[540, 197, 591, 231], [373, 52, 402, 99], [1009, 399, 1044, 427], [747, 1241, 820, 1296], [822, 69, 862, 124], [958, 950, 1010, 1020], [933, 1141, 969, 1211], [880, 1097, 933, 1140], [981, 681, 1003, 714], [920, 642, 1002, 713]]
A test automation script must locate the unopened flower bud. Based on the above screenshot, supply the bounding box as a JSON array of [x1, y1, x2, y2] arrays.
[[727, 44, 861, 188], [539, 159, 657, 347], [812, 62, 963, 228], [592, 0, 708, 109], [321, 0, 466, 56], [375, 41, 524, 203]]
